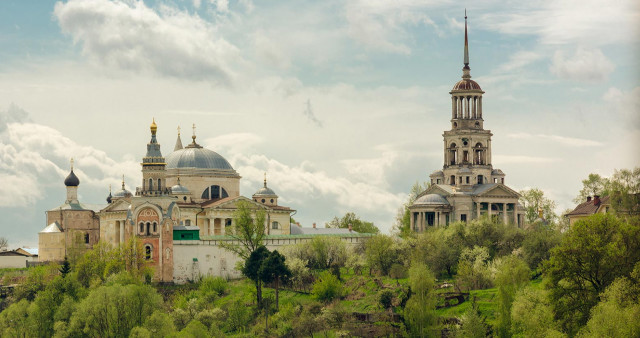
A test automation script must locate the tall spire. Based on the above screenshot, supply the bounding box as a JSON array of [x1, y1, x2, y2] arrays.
[[264, 172, 267, 188], [174, 125, 183, 151], [121, 174, 126, 190], [463, 9, 469, 70]]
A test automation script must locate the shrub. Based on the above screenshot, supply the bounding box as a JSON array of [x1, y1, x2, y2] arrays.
[[312, 271, 344, 302], [379, 289, 394, 309], [389, 263, 407, 280], [199, 276, 228, 297]]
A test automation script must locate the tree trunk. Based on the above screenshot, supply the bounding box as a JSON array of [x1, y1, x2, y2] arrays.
[[275, 276, 279, 310], [256, 280, 263, 306]]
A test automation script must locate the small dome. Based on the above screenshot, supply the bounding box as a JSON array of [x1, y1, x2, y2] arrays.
[[413, 194, 449, 205], [113, 188, 133, 198], [452, 79, 482, 91], [171, 184, 190, 194], [254, 186, 277, 197], [492, 169, 505, 176], [64, 170, 80, 187], [430, 170, 444, 177], [106, 192, 112, 203]]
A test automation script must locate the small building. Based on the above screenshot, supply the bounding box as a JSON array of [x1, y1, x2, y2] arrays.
[[0, 249, 38, 268], [173, 225, 201, 241], [565, 195, 610, 226]]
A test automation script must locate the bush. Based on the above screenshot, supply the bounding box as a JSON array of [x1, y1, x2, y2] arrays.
[[389, 263, 407, 280], [312, 271, 344, 302], [379, 289, 394, 309], [199, 276, 228, 297]]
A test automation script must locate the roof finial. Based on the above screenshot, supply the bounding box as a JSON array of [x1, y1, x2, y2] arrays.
[[464, 9, 470, 70], [109, 184, 112, 193], [192, 123, 197, 143], [121, 174, 125, 190], [70, 158, 74, 170], [177, 125, 181, 136], [264, 172, 267, 188]]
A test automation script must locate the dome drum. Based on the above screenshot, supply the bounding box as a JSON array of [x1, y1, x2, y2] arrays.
[[413, 194, 450, 206]]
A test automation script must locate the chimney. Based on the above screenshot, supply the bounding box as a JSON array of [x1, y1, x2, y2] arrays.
[[348, 223, 353, 232], [313, 222, 316, 229], [594, 195, 600, 205], [586, 196, 592, 202]]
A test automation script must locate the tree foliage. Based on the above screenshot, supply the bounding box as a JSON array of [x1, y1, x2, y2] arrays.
[[259, 250, 291, 310], [0, 237, 7, 251], [326, 212, 379, 234], [311, 271, 344, 302], [404, 264, 437, 337], [574, 173, 610, 204], [545, 213, 640, 335], [242, 245, 270, 306], [393, 181, 430, 237], [364, 234, 397, 276], [519, 188, 557, 224], [220, 200, 266, 260], [510, 287, 564, 338], [494, 255, 530, 338]]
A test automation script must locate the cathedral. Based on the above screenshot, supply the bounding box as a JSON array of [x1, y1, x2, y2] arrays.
[[409, 15, 525, 230], [39, 120, 296, 281]]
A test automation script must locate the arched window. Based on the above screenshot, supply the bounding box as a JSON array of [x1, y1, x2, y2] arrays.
[[474, 142, 484, 164], [148, 178, 153, 191], [201, 185, 229, 199], [146, 222, 151, 236], [139, 222, 144, 234], [157, 179, 161, 191], [144, 245, 152, 260], [478, 175, 484, 184], [153, 222, 157, 233], [450, 175, 455, 185], [84, 233, 90, 244], [449, 143, 457, 165]]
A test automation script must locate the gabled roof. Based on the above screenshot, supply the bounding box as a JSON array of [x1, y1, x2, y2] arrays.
[[49, 202, 104, 213], [201, 195, 294, 213], [16, 248, 38, 256], [566, 196, 610, 216], [100, 199, 131, 213], [473, 184, 520, 198]]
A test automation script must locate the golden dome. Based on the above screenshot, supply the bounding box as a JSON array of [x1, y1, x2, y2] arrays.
[[150, 118, 157, 134]]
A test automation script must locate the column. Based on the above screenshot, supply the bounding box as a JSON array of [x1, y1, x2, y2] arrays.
[[488, 203, 492, 218], [473, 96, 477, 118], [420, 212, 425, 232], [466, 97, 470, 118], [120, 221, 125, 244], [513, 206, 518, 226], [479, 96, 483, 118], [437, 212, 440, 226], [410, 212, 415, 231], [452, 97, 456, 119], [476, 202, 481, 219], [444, 140, 448, 166], [503, 203, 508, 224], [487, 139, 492, 165], [221, 219, 226, 235], [458, 98, 462, 118]]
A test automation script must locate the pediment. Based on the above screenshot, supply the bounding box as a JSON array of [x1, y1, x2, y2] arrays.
[[101, 199, 131, 213], [205, 196, 270, 211], [417, 184, 452, 199], [476, 184, 520, 198]]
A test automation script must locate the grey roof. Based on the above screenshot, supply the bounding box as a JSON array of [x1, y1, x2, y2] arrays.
[[40, 222, 62, 233], [290, 226, 356, 235], [492, 169, 505, 175], [113, 188, 132, 198], [173, 225, 200, 231], [48, 202, 105, 213], [430, 170, 444, 176], [166, 145, 234, 170], [64, 170, 79, 186], [21, 248, 38, 255], [413, 194, 450, 205]]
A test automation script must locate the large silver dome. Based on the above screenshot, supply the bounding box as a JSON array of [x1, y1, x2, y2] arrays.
[[413, 194, 450, 205], [166, 146, 234, 170]]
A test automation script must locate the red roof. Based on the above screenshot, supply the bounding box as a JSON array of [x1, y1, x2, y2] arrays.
[[566, 196, 610, 216], [452, 79, 482, 91]]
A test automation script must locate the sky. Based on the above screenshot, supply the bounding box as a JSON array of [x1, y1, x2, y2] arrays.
[[0, 0, 638, 248]]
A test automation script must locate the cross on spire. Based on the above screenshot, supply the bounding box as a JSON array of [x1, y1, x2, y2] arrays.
[[264, 172, 267, 187], [192, 123, 197, 143], [177, 125, 181, 136], [70, 158, 74, 170], [464, 9, 470, 69]]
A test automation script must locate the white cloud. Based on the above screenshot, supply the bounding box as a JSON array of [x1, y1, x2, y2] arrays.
[[479, 0, 639, 46], [344, 0, 445, 54], [507, 133, 603, 147], [497, 51, 543, 73], [54, 0, 239, 85], [603, 86, 640, 128], [549, 48, 614, 83], [493, 155, 557, 164]]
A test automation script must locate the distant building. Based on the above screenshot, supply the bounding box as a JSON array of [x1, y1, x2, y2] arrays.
[[409, 14, 525, 230], [0, 248, 38, 268], [565, 195, 611, 226]]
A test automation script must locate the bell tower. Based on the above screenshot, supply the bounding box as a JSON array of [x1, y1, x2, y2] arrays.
[[435, 12, 502, 190], [140, 118, 168, 196]]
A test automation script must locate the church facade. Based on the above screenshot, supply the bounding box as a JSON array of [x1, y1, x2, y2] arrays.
[[409, 16, 524, 230]]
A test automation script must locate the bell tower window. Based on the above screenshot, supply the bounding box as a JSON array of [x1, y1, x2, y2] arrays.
[[450, 175, 455, 185], [449, 143, 457, 165]]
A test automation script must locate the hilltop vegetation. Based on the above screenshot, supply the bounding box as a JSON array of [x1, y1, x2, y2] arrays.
[[1, 212, 639, 337]]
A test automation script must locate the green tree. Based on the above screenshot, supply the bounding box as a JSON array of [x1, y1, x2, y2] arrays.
[[510, 287, 564, 338], [574, 173, 610, 204], [494, 255, 530, 338], [609, 167, 640, 215], [364, 234, 397, 276], [259, 250, 291, 310], [0, 237, 7, 251], [242, 245, 270, 306], [413, 227, 462, 277], [519, 188, 557, 224], [545, 213, 640, 335], [143, 310, 176, 336], [404, 264, 437, 337], [521, 223, 562, 271], [457, 302, 487, 338], [577, 266, 640, 337], [326, 212, 379, 233], [393, 181, 430, 236], [0, 299, 32, 337], [311, 271, 344, 302], [59, 256, 71, 277], [220, 200, 266, 260]]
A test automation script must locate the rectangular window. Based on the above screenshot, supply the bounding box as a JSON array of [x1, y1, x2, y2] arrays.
[[466, 176, 470, 184], [461, 214, 467, 222]]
